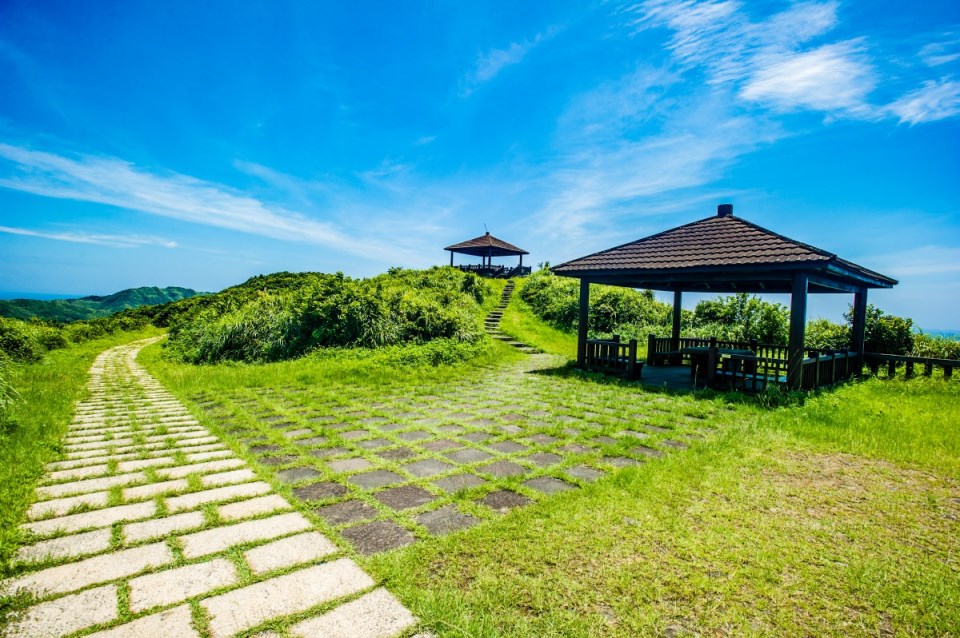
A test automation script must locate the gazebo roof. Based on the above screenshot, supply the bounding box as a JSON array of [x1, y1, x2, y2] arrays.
[[445, 232, 529, 257], [552, 205, 896, 294]]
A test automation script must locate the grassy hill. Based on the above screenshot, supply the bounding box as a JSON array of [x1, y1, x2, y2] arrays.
[[0, 286, 205, 322]]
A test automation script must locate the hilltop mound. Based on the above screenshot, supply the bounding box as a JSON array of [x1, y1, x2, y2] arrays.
[[164, 268, 492, 364], [0, 286, 204, 322]]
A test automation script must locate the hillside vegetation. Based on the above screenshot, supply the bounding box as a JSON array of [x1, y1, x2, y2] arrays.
[[0, 286, 203, 322], [163, 267, 495, 364]]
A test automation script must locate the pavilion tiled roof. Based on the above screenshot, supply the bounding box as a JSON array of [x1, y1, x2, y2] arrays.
[[445, 232, 529, 255], [553, 211, 895, 286]]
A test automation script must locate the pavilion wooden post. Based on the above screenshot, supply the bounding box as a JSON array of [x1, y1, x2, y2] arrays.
[[449, 251, 454, 266], [851, 286, 868, 374], [671, 290, 682, 365], [577, 279, 590, 368], [787, 273, 809, 389]]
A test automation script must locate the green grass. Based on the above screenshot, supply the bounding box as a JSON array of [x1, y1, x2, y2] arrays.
[[500, 295, 577, 358], [0, 326, 163, 573]]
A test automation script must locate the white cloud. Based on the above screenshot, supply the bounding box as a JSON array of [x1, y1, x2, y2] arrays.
[[461, 27, 559, 96], [740, 40, 876, 114], [887, 79, 960, 125], [919, 38, 960, 67], [0, 224, 177, 248], [0, 143, 416, 261]]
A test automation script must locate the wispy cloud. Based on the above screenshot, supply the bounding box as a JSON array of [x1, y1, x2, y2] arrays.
[[919, 37, 960, 67], [887, 79, 960, 125], [740, 40, 876, 115], [0, 224, 177, 248], [0, 143, 416, 262], [461, 27, 559, 96]]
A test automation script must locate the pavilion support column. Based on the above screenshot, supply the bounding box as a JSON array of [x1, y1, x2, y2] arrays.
[[671, 291, 682, 365], [449, 251, 454, 266], [851, 287, 868, 375], [577, 279, 590, 369], [787, 273, 809, 390]]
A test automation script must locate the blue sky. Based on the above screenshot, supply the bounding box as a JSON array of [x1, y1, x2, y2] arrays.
[[1, 1, 958, 328]]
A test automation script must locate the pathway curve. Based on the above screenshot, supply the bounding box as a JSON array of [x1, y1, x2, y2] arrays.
[[5, 339, 419, 638]]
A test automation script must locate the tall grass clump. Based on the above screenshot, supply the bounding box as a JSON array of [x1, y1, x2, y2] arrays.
[[164, 267, 493, 364]]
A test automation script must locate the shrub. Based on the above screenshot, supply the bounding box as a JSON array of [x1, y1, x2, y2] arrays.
[[805, 319, 850, 350], [0, 318, 47, 362], [692, 294, 789, 344], [912, 333, 960, 360], [850, 305, 914, 355]]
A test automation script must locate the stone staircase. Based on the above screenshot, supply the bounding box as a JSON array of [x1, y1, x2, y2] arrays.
[[485, 282, 541, 354]]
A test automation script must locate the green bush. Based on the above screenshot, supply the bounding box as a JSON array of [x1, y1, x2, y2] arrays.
[[0, 318, 48, 362], [164, 267, 492, 364], [912, 333, 960, 360], [692, 294, 789, 344], [851, 305, 914, 355], [805, 318, 850, 350]]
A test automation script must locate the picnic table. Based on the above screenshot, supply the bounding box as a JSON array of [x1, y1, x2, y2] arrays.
[[681, 345, 756, 384]]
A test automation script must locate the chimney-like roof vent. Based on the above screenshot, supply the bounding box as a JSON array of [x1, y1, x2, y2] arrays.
[[717, 203, 733, 217]]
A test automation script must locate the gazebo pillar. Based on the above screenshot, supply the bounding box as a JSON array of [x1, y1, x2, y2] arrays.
[[787, 273, 809, 389], [671, 291, 682, 361], [449, 251, 454, 266], [577, 279, 590, 368], [851, 287, 868, 373]]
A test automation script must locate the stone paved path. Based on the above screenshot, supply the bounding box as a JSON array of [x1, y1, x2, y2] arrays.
[[5, 339, 419, 638]]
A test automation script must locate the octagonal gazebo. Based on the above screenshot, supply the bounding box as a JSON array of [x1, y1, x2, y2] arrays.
[[552, 204, 897, 390], [445, 232, 531, 278]]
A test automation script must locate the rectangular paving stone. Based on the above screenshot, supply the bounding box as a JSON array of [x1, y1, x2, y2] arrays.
[[218, 494, 293, 521], [445, 448, 492, 464], [292, 481, 348, 501], [526, 452, 562, 467], [123, 511, 206, 543], [632, 445, 666, 458], [479, 460, 528, 477], [202, 559, 373, 638], [432, 473, 486, 493], [288, 587, 416, 638], [463, 432, 493, 443], [282, 428, 315, 439], [123, 478, 190, 500], [129, 558, 238, 612], [374, 485, 435, 510], [15, 528, 112, 565], [479, 489, 532, 513], [202, 468, 257, 487], [397, 430, 431, 441], [403, 458, 453, 478], [28, 491, 110, 519], [341, 520, 415, 555], [84, 605, 199, 638], [8, 584, 117, 638], [166, 482, 272, 512], [242, 531, 338, 574], [316, 499, 378, 526], [566, 465, 605, 482], [488, 440, 526, 453], [25, 500, 156, 537], [179, 511, 312, 558], [9, 542, 173, 597], [376, 447, 417, 461], [36, 472, 145, 499], [339, 429, 369, 440], [523, 476, 576, 494], [160, 459, 244, 479], [277, 467, 323, 483], [348, 470, 403, 489], [327, 457, 372, 473], [416, 505, 479, 535]]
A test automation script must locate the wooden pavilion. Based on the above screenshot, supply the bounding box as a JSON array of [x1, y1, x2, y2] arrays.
[[445, 232, 531, 278], [552, 204, 898, 390]]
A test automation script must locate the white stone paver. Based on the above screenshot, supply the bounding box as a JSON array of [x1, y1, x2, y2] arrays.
[[202, 559, 373, 638], [7, 584, 117, 638], [128, 558, 238, 612], [9, 339, 420, 638], [289, 587, 417, 638], [243, 531, 338, 574], [179, 511, 312, 558], [218, 493, 292, 521], [8, 542, 173, 596], [84, 605, 199, 638]]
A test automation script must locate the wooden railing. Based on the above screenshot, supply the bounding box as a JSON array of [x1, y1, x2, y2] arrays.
[[585, 336, 642, 380], [456, 264, 530, 278], [864, 353, 958, 380], [800, 349, 859, 390], [647, 335, 788, 366]]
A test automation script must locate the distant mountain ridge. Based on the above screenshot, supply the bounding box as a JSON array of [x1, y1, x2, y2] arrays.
[[0, 286, 206, 322]]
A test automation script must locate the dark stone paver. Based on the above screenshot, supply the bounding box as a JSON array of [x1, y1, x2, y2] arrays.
[[445, 448, 492, 464], [558, 443, 592, 454], [309, 446, 349, 458], [593, 436, 618, 445], [526, 434, 558, 445], [605, 456, 642, 467], [480, 460, 528, 477], [523, 476, 575, 494], [421, 439, 461, 452], [661, 439, 689, 449], [433, 473, 486, 493], [357, 417, 387, 425], [617, 429, 649, 439], [633, 445, 666, 458], [259, 454, 297, 466], [500, 413, 524, 422], [526, 452, 562, 467], [342, 520, 415, 555], [374, 485, 435, 511], [349, 469, 404, 489], [463, 432, 492, 443], [277, 467, 320, 483], [404, 458, 454, 478], [327, 457, 372, 473], [468, 418, 497, 427], [488, 441, 526, 454], [377, 447, 417, 461], [398, 430, 431, 442], [640, 424, 671, 432], [480, 489, 532, 513], [416, 505, 479, 535], [250, 444, 281, 454], [499, 425, 523, 435], [566, 465, 604, 482], [294, 481, 348, 501], [357, 438, 391, 449], [437, 425, 465, 434], [294, 436, 328, 446], [340, 429, 369, 440]]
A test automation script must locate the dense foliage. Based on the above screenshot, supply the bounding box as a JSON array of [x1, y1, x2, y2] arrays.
[[163, 268, 492, 364], [0, 286, 204, 322], [690, 294, 789, 344]]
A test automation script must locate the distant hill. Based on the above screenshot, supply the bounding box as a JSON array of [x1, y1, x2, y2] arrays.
[[0, 287, 206, 322]]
